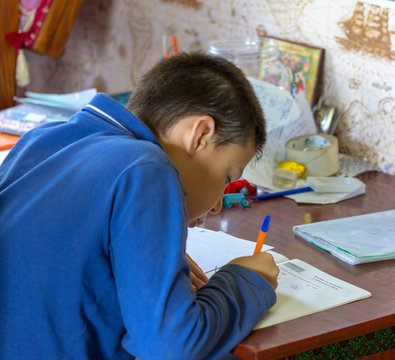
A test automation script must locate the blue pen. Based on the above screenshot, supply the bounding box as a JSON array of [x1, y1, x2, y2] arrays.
[[252, 186, 313, 200], [253, 215, 271, 254]]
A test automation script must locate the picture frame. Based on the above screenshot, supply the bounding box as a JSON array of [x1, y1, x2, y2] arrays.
[[258, 36, 324, 107]]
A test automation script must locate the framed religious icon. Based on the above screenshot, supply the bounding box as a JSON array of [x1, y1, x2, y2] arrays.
[[259, 36, 324, 107]]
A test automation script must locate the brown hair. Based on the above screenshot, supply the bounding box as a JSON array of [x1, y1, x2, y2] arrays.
[[126, 52, 266, 157]]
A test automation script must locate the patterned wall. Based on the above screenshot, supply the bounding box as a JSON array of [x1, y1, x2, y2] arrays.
[[24, 0, 395, 174]]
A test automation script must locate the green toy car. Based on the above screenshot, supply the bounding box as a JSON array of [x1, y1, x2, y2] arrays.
[[223, 193, 250, 208]]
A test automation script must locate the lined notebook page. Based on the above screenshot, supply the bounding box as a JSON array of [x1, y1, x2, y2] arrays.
[[186, 227, 273, 274]]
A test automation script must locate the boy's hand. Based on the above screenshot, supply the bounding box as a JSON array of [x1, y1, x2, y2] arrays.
[[186, 253, 208, 291], [229, 252, 279, 290]]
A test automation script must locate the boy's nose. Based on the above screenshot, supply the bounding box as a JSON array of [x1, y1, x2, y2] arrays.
[[210, 198, 223, 215]]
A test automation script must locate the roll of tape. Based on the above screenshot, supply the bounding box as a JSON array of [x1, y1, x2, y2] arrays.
[[285, 134, 339, 178]]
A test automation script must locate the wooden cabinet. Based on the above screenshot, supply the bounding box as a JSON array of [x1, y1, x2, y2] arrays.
[[0, 0, 19, 110], [32, 0, 84, 58]]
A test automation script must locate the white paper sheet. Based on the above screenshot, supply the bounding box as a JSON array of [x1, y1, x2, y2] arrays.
[[0, 150, 10, 165], [286, 180, 366, 204], [186, 227, 273, 275], [255, 259, 371, 329], [243, 78, 317, 190]]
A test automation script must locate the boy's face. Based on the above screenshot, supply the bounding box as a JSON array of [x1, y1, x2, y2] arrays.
[[184, 140, 255, 227], [158, 115, 256, 227]]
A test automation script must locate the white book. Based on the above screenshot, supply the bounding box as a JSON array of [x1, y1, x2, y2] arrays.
[[187, 227, 371, 329], [293, 209, 395, 265]]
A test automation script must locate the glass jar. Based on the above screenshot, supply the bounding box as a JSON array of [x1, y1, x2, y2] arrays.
[[207, 38, 261, 78]]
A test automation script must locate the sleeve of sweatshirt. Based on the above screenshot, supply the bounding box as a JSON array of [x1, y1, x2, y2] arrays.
[[109, 160, 277, 360]]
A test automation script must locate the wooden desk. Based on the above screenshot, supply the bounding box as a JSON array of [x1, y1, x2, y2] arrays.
[[202, 172, 395, 359]]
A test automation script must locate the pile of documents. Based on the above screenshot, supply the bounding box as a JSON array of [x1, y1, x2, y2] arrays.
[[293, 209, 395, 265], [0, 89, 96, 136]]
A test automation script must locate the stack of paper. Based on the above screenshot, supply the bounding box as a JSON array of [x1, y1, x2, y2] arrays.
[[293, 209, 395, 265], [14, 89, 97, 110], [0, 104, 71, 136]]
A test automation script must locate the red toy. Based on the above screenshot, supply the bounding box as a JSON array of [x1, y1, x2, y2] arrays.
[[224, 179, 256, 195]]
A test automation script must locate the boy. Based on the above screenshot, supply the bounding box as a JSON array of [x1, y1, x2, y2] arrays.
[[0, 53, 279, 359]]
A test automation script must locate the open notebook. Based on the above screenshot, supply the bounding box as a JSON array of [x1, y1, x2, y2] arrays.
[[186, 227, 371, 329]]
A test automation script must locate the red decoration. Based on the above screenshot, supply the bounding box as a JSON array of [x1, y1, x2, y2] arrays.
[[224, 179, 256, 195], [6, 0, 53, 51]]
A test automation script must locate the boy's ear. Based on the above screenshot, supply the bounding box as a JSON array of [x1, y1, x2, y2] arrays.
[[185, 115, 216, 155]]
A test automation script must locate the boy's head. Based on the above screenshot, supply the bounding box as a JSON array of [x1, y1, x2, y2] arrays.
[[126, 52, 266, 225], [126, 52, 265, 157]]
